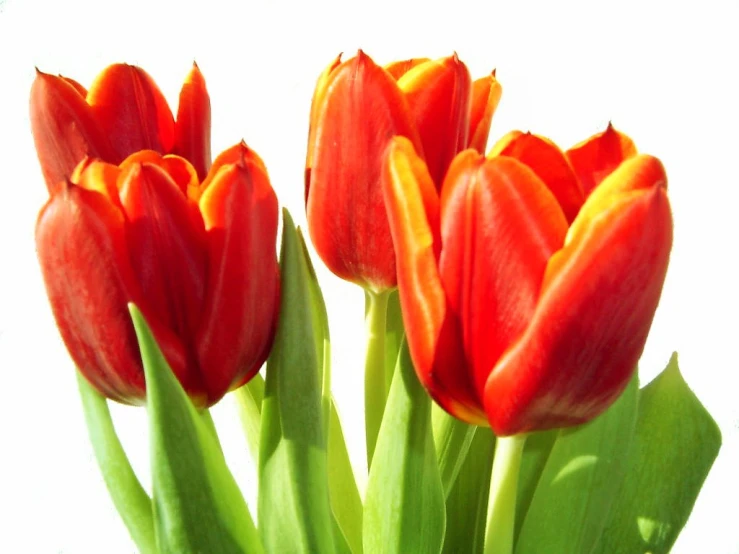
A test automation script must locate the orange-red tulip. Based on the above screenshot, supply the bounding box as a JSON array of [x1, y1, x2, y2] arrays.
[[383, 125, 672, 435], [35, 144, 280, 407], [305, 51, 501, 292], [30, 62, 211, 191]]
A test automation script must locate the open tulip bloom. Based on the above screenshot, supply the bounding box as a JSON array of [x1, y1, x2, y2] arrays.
[[30, 55, 720, 554]]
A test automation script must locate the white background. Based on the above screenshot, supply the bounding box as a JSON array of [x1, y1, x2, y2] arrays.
[[1, 0, 737, 552]]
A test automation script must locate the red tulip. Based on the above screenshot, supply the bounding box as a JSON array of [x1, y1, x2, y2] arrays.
[[383, 125, 672, 435], [305, 51, 501, 292], [36, 144, 280, 407], [30, 62, 211, 192]]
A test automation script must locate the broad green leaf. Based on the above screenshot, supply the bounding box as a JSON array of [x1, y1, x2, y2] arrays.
[[129, 305, 261, 554], [515, 373, 639, 554], [328, 396, 364, 553], [513, 429, 557, 542], [297, 228, 332, 433], [432, 403, 477, 497], [299, 227, 362, 553], [363, 339, 446, 554], [442, 427, 495, 554], [592, 353, 721, 554], [258, 209, 336, 554], [76, 372, 156, 554]]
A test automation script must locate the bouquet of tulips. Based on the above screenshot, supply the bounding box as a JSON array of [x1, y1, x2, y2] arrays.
[[30, 52, 720, 554]]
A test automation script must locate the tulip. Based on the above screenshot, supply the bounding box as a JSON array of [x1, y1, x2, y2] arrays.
[[305, 51, 501, 292], [35, 143, 280, 407], [30, 62, 211, 192], [383, 125, 672, 435]]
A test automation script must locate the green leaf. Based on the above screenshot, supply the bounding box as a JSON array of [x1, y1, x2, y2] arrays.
[[236, 379, 361, 553], [233, 372, 265, 464], [442, 427, 495, 554], [301, 226, 362, 554], [513, 429, 557, 543], [258, 209, 336, 554], [515, 373, 639, 554], [297, 228, 332, 435], [384, 289, 404, 393], [328, 396, 364, 553], [76, 372, 156, 554], [363, 339, 446, 554], [432, 403, 477, 497], [129, 305, 261, 554], [591, 353, 722, 554]]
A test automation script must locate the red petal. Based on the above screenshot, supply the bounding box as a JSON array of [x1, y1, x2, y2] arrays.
[[87, 64, 175, 163], [306, 51, 421, 291], [197, 159, 280, 403], [468, 71, 502, 154], [439, 153, 568, 400], [70, 158, 122, 208], [30, 70, 113, 192], [485, 155, 672, 435], [61, 76, 87, 97], [566, 123, 637, 196], [35, 184, 187, 404], [173, 62, 212, 181], [383, 137, 485, 424], [398, 54, 472, 186], [490, 131, 584, 222], [306, 54, 343, 202], [118, 163, 207, 359], [384, 58, 431, 81]]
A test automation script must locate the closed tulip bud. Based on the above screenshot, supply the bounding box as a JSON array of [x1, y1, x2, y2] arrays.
[[305, 51, 500, 292], [30, 62, 211, 192], [383, 125, 672, 435], [36, 144, 280, 407]]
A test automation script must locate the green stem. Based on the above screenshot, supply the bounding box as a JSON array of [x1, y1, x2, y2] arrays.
[[364, 289, 391, 469], [76, 372, 157, 554], [483, 434, 528, 554]]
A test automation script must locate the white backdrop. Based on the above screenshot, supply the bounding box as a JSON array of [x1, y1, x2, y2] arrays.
[[0, 0, 737, 552]]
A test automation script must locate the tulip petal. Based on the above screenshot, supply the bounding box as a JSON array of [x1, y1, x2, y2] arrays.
[[71, 158, 123, 208], [439, 153, 568, 400], [485, 155, 672, 435], [118, 163, 207, 370], [566, 123, 637, 196], [468, 71, 502, 154], [61, 76, 88, 97], [490, 131, 584, 222], [198, 160, 280, 403], [307, 51, 421, 291], [173, 62, 212, 181], [384, 58, 431, 81], [563, 153, 668, 253], [398, 55, 472, 186], [305, 54, 343, 202], [35, 184, 186, 404], [30, 70, 113, 192], [87, 64, 175, 163], [383, 137, 485, 424]]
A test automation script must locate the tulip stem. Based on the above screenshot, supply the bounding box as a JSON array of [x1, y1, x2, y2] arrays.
[[364, 288, 391, 469], [483, 434, 528, 554], [76, 372, 157, 554]]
